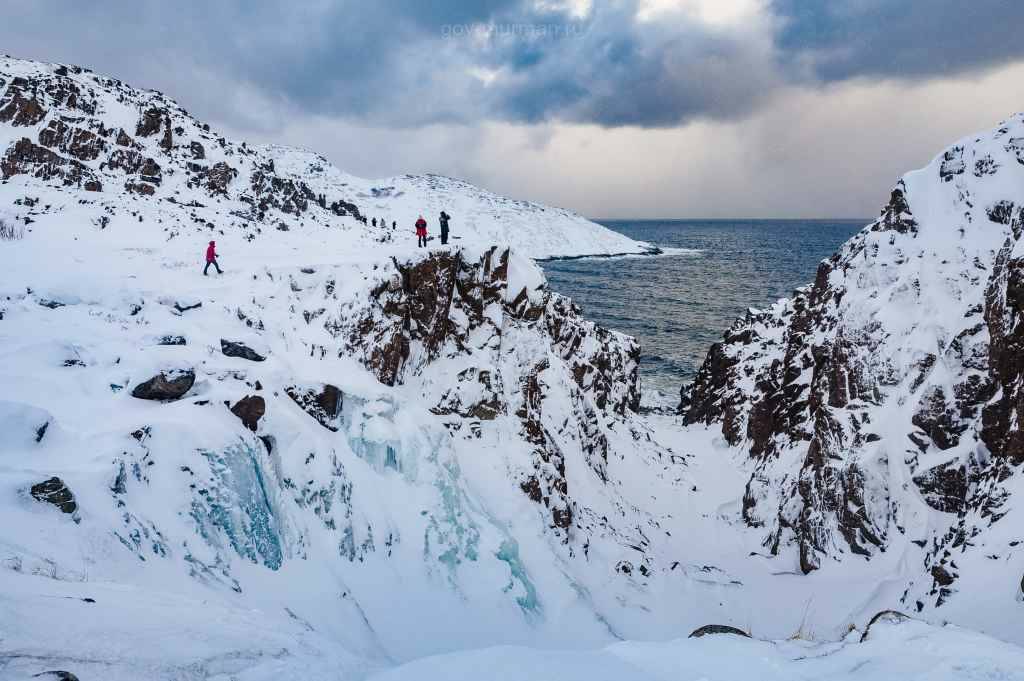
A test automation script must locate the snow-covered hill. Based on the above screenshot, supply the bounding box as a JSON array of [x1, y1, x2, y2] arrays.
[[683, 113, 1024, 631], [2, 54, 1024, 680], [0, 55, 651, 260]]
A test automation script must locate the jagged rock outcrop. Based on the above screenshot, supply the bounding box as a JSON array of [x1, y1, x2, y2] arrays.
[[331, 247, 645, 539], [30, 477, 77, 515], [221, 339, 265, 362], [286, 383, 343, 431], [131, 370, 196, 401], [2, 137, 102, 190], [682, 114, 1024, 596], [231, 395, 266, 432]]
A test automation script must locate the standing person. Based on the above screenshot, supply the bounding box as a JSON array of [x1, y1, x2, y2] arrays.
[[204, 240, 222, 276], [439, 211, 451, 245], [392, 220, 396, 230], [415, 215, 428, 248], [372, 217, 377, 228]]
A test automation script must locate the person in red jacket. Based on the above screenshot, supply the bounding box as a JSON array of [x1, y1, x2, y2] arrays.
[[415, 215, 428, 248], [204, 240, 222, 275]]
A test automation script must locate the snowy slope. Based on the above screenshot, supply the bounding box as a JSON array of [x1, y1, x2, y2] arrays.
[[0, 56, 651, 260]]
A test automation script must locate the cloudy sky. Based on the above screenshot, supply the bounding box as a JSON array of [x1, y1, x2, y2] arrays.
[[2, 0, 1022, 218]]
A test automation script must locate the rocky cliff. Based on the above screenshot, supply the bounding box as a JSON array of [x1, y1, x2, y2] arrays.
[[683, 114, 1024, 614]]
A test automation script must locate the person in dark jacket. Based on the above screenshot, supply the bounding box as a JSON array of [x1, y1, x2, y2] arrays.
[[415, 215, 428, 247], [372, 217, 377, 228], [439, 211, 451, 245], [204, 240, 222, 275]]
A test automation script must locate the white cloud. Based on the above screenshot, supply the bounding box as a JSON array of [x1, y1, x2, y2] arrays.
[[636, 0, 767, 26]]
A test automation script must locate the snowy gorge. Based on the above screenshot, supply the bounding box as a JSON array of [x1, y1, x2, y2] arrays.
[[1, 56, 1024, 680]]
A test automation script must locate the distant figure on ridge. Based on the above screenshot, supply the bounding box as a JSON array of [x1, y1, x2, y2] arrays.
[[204, 240, 222, 276], [392, 220, 397, 230], [415, 215, 428, 248], [372, 217, 377, 228], [439, 211, 451, 245]]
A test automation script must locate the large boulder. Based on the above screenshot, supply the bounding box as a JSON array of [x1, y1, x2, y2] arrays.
[[30, 477, 77, 515], [221, 339, 265, 362], [231, 395, 266, 432], [131, 370, 195, 401]]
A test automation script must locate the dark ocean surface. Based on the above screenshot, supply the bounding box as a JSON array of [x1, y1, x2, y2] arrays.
[[540, 219, 867, 402]]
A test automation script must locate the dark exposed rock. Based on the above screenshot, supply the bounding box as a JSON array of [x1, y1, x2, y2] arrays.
[[248, 170, 315, 216], [286, 384, 343, 431], [2, 137, 102, 190], [0, 81, 47, 126], [931, 565, 956, 587], [32, 672, 79, 681], [125, 181, 155, 196], [859, 610, 911, 642], [173, 301, 201, 313], [231, 395, 266, 432], [206, 161, 237, 195], [912, 461, 967, 514], [189, 140, 205, 159], [981, 245, 1024, 463], [688, 624, 750, 639], [30, 477, 77, 514], [221, 339, 265, 362], [157, 335, 186, 346], [136, 106, 166, 137], [431, 368, 502, 420], [875, 182, 918, 234], [911, 386, 965, 450], [131, 370, 195, 401], [160, 123, 173, 152], [38, 118, 105, 160], [987, 200, 1015, 225], [939, 146, 965, 181], [106, 148, 161, 184]]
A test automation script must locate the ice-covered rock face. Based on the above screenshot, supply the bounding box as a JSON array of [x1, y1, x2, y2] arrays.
[[683, 114, 1024, 595], [331, 247, 643, 534]]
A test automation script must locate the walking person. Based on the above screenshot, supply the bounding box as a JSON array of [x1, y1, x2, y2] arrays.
[[203, 240, 222, 275], [415, 215, 428, 248], [439, 211, 451, 245]]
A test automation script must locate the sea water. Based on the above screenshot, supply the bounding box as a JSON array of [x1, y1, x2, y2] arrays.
[[541, 219, 865, 402]]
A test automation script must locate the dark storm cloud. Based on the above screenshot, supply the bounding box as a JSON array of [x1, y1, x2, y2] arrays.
[[1, 0, 1023, 130], [465, 1, 777, 127], [772, 0, 1024, 82]]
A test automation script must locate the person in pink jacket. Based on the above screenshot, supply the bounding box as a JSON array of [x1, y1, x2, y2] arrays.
[[204, 240, 222, 275]]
